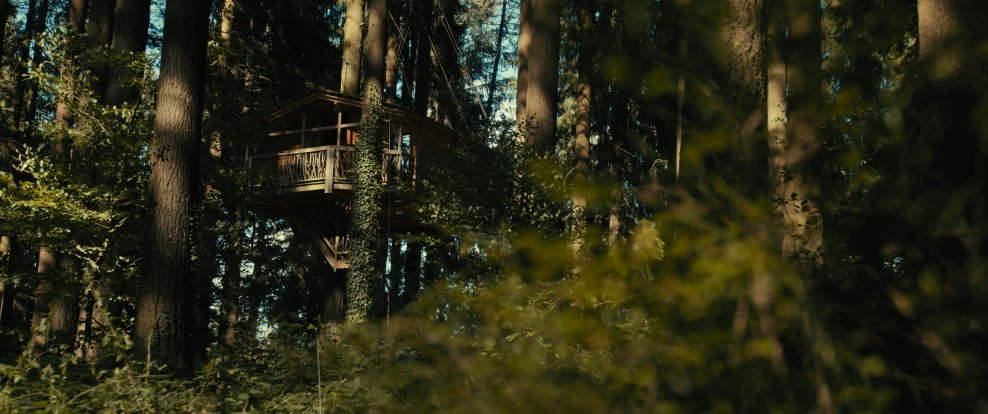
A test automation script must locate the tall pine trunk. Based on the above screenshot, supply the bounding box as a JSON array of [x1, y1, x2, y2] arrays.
[[571, 0, 593, 259], [12, 0, 37, 132], [340, 0, 364, 95], [722, 0, 767, 197], [781, 0, 823, 265], [105, 0, 152, 106], [134, 0, 209, 367], [348, 0, 388, 324], [515, 0, 531, 132], [87, 0, 116, 102]]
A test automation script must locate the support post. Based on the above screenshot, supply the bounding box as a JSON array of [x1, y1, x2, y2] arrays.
[[325, 147, 335, 193]]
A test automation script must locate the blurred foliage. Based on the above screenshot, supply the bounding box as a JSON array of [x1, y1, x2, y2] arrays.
[[1, 0, 987, 412]]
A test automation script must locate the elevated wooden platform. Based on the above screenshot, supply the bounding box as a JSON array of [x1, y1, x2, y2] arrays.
[[246, 91, 454, 270]]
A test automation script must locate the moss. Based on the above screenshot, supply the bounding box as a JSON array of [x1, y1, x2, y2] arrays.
[[346, 93, 386, 324]]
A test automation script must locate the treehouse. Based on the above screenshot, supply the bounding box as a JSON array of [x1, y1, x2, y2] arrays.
[[246, 91, 455, 270]]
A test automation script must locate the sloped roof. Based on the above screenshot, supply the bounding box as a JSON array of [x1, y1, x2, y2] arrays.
[[262, 90, 455, 138]]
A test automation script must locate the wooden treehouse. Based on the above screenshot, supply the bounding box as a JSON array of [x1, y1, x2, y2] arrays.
[[247, 91, 454, 270]]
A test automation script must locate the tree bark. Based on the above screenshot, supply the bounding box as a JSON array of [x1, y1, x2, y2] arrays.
[[0, 0, 11, 72], [30, 247, 77, 352], [525, 0, 561, 154], [24, 0, 50, 125], [87, 0, 116, 102], [105, 0, 152, 106], [515, 0, 531, 132], [340, 0, 365, 95], [722, 0, 767, 196], [485, 0, 508, 114], [0, 236, 14, 327], [134, 0, 209, 367], [413, 0, 433, 115], [348, 0, 388, 324], [401, 241, 422, 306], [386, 238, 403, 312], [218, 218, 243, 349], [781, 0, 823, 264], [571, 0, 593, 259], [12, 0, 37, 131]]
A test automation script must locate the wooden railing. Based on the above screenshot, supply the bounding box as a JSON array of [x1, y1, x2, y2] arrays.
[[249, 145, 414, 191]]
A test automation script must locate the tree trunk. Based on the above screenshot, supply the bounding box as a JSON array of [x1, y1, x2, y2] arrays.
[[0, 0, 11, 71], [218, 0, 235, 69], [485, 0, 508, 114], [348, 0, 388, 324], [767, 0, 788, 254], [53, 0, 87, 172], [87, 0, 116, 102], [0, 236, 14, 327], [525, 0, 561, 154], [413, 0, 433, 115], [781, 0, 823, 264], [30, 247, 77, 352], [401, 241, 422, 306], [722, 0, 767, 196], [386, 238, 403, 312], [134, 0, 209, 368], [340, 0, 364, 95], [12, 0, 37, 131], [571, 0, 593, 260], [914, 0, 987, 264], [105, 0, 153, 106], [515, 0, 531, 132], [218, 222, 243, 349], [401, 0, 416, 106], [24, 0, 50, 125]]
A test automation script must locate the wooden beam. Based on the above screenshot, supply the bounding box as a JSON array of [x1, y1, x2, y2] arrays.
[[268, 122, 362, 137]]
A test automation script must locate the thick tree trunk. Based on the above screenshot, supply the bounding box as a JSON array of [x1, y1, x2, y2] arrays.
[[87, 0, 116, 101], [340, 0, 365, 95], [413, 0, 433, 115], [722, 0, 767, 196], [571, 0, 593, 259], [525, 0, 561, 154], [781, 0, 823, 264], [485, 0, 508, 114], [515, 0, 531, 132], [914, 0, 987, 263], [767, 0, 788, 253], [24, 0, 50, 125], [30, 247, 77, 352], [348, 0, 388, 324], [105, 0, 152, 106], [134, 0, 209, 367]]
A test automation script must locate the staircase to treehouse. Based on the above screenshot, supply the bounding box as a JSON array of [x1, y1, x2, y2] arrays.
[[245, 91, 453, 271]]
